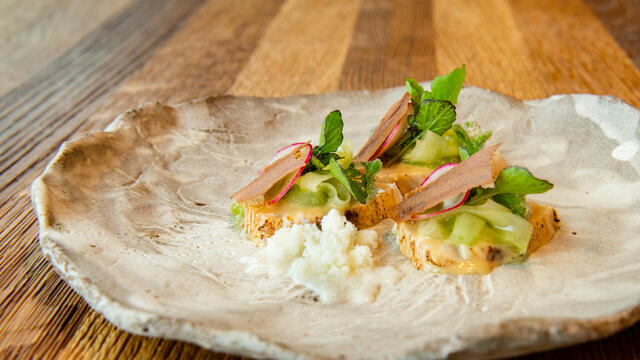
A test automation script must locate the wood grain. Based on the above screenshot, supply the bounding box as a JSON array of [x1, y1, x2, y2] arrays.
[[0, 0, 206, 206], [433, 0, 544, 100], [0, 0, 133, 95], [0, 0, 281, 358], [339, 0, 436, 90], [85, 0, 285, 128], [584, 0, 640, 69], [229, 0, 362, 96], [510, 0, 640, 106], [1, 0, 640, 359]]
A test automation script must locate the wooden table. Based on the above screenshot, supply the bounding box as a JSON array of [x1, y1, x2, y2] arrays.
[[1, 0, 639, 358]]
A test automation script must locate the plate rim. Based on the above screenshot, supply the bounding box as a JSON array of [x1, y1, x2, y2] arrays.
[[31, 86, 640, 359]]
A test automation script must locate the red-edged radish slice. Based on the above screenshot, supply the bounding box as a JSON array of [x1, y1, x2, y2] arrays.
[[259, 142, 310, 175], [266, 143, 312, 205], [370, 113, 409, 159], [232, 143, 312, 203], [410, 163, 470, 220], [354, 93, 411, 162], [420, 163, 457, 187], [395, 144, 501, 221]]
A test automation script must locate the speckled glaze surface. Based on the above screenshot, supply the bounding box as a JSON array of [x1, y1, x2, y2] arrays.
[[31, 86, 640, 359]]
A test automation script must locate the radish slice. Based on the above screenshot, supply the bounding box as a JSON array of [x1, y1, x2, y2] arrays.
[[370, 112, 409, 160], [267, 143, 312, 205], [259, 142, 310, 175], [411, 163, 470, 220], [420, 163, 458, 187]]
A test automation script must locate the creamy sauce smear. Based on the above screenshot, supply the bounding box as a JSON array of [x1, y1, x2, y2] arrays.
[[246, 209, 402, 304]]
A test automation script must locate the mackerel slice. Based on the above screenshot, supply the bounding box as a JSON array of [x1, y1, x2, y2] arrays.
[[231, 143, 311, 202], [354, 92, 411, 162], [394, 143, 504, 221]]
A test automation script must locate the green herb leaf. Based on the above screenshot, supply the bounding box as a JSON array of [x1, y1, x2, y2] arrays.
[[429, 64, 466, 105], [328, 158, 381, 204], [405, 78, 425, 109], [494, 167, 554, 195], [318, 110, 344, 153], [459, 147, 470, 161], [230, 202, 244, 230], [389, 66, 466, 166], [452, 123, 492, 157], [361, 158, 382, 198], [416, 100, 457, 135], [303, 110, 346, 174], [309, 154, 326, 170], [466, 166, 553, 218], [492, 193, 529, 218]]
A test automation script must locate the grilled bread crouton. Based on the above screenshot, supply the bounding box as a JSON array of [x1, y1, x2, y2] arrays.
[[242, 182, 402, 246], [376, 163, 433, 194], [395, 202, 560, 274]]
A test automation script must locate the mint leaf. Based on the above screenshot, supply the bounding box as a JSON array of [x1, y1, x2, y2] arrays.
[[418, 100, 456, 135], [318, 110, 343, 153], [303, 110, 345, 174], [429, 64, 466, 105], [361, 158, 382, 199], [452, 123, 492, 157], [493, 193, 529, 218], [406, 78, 424, 109], [494, 167, 554, 195], [389, 65, 465, 166], [328, 158, 381, 204], [466, 166, 553, 218]]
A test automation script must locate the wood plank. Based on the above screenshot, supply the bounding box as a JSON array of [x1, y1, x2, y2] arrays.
[[2, 0, 640, 358], [433, 0, 544, 100], [0, 0, 133, 95], [83, 0, 285, 130], [0, 0, 206, 207], [339, 0, 436, 90], [0, 0, 283, 358], [583, 0, 640, 69], [229, 0, 362, 97], [509, 0, 640, 107]]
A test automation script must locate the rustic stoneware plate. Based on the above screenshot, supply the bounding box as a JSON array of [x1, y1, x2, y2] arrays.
[[31, 86, 640, 359]]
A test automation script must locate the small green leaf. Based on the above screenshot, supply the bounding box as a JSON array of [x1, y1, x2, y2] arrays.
[[459, 147, 470, 161], [361, 159, 382, 200], [318, 110, 343, 153], [405, 78, 424, 109], [309, 154, 326, 170], [494, 167, 554, 195], [328, 159, 363, 203], [429, 64, 466, 105], [415, 100, 456, 135], [465, 166, 553, 218], [328, 158, 381, 204], [493, 193, 529, 218], [452, 123, 492, 157], [230, 203, 244, 230]]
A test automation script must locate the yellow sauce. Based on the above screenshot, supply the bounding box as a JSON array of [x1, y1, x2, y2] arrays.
[[377, 163, 434, 194], [256, 200, 339, 219], [398, 221, 511, 275]]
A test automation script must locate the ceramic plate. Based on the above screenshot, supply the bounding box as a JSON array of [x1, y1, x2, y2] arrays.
[[32, 86, 640, 359]]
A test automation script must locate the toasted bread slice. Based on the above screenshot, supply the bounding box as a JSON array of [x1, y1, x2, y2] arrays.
[[242, 182, 402, 246], [345, 182, 403, 229], [376, 163, 433, 194], [395, 202, 560, 274]]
